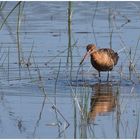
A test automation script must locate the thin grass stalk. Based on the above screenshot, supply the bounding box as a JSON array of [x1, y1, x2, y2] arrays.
[[134, 111, 140, 138], [26, 64, 32, 80], [132, 36, 140, 63], [118, 35, 136, 82], [108, 8, 111, 31], [45, 98, 70, 137], [65, 69, 88, 140], [16, 2, 23, 79], [73, 99, 77, 138], [108, 8, 113, 49], [19, 2, 25, 62], [116, 87, 120, 138], [80, 120, 87, 138], [8, 47, 9, 82], [33, 96, 47, 138], [0, 2, 20, 43], [109, 29, 113, 49], [0, 2, 2, 9], [26, 55, 33, 80], [0, 47, 5, 64], [67, 1, 73, 81], [129, 48, 132, 80], [32, 56, 46, 96], [54, 59, 61, 94], [33, 56, 69, 134], [88, 125, 96, 138], [45, 40, 77, 66], [28, 41, 35, 64], [1, 52, 7, 66], [67, 1, 72, 64], [0, 11, 16, 43], [113, 13, 140, 82], [32, 57, 69, 137], [80, 93, 90, 138], [52, 105, 70, 132], [64, 71, 83, 113], [25, 41, 35, 80], [127, 37, 140, 81], [33, 58, 69, 137], [54, 59, 61, 137], [17, 9, 21, 78], [119, 63, 123, 83], [0, 1, 21, 30], [45, 47, 69, 65], [0, 2, 7, 11], [91, 1, 98, 46], [84, 93, 89, 118]]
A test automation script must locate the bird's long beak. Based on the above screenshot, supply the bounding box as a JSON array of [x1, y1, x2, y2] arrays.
[[79, 51, 90, 65]]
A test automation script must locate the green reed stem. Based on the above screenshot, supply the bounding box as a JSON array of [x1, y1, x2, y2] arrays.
[[134, 110, 140, 138], [132, 36, 140, 63], [129, 48, 132, 79], [108, 8, 114, 49], [16, 2, 25, 78], [0, 1, 7, 11], [54, 59, 62, 136], [8, 47, 10, 81], [54, 59, 61, 94], [17, 2, 21, 78], [67, 1, 72, 64], [116, 87, 121, 138], [67, 1, 74, 81], [33, 96, 47, 138], [28, 41, 34, 63], [0, 1, 21, 30], [91, 1, 98, 46], [73, 99, 77, 138]]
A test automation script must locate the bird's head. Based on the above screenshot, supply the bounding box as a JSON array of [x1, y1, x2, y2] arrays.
[[86, 44, 96, 53], [79, 44, 96, 65]]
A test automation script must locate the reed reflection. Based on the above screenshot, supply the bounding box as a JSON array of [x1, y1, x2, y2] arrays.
[[88, 83, 116, 122]]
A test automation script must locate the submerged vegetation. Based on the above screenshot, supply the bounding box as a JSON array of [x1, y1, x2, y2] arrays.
[[0, 1, 140, 138]]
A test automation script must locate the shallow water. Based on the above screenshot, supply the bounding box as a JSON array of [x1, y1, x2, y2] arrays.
[[0, 1, 140, 138]]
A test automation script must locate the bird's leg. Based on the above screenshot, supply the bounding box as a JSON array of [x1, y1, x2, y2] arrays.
[[98, 71, 101, 82], [107, 71, 109, 82]]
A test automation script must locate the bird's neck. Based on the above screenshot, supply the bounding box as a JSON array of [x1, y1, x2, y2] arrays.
[[89, 49, 97, 56]]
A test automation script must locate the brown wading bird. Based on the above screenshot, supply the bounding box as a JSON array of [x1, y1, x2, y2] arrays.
[[80, 44, 119, 81]]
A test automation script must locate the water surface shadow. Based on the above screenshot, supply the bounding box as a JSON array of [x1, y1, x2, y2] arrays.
[[88, 83, 117, 123]]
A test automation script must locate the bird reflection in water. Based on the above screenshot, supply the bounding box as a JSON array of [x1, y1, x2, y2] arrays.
[[88, 83, 116, 123]]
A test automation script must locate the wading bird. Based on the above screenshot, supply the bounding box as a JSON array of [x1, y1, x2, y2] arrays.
[[80, 44, 119, 81]]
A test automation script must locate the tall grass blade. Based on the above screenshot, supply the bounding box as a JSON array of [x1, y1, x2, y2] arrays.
[[0, 1, 21, 30], [16, 2, 25, 78]]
